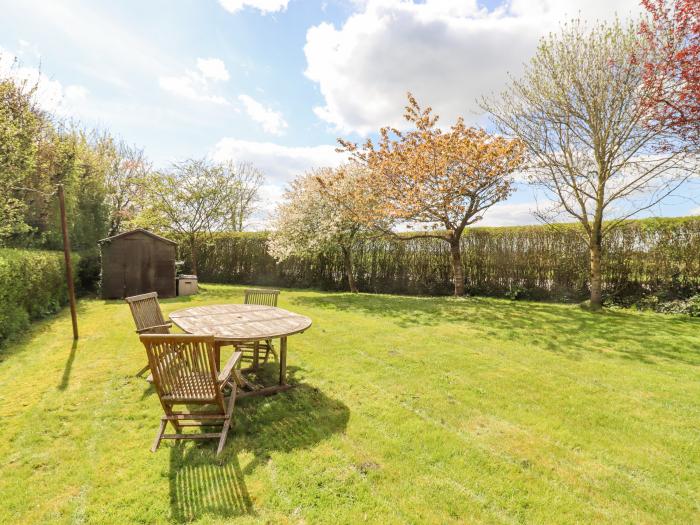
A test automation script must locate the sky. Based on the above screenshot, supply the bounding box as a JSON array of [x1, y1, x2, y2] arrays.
[[0, 0, 697, 228]]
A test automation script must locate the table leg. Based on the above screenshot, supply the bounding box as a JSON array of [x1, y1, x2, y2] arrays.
[[214, 341, 222, 370], [236, 336, 293, 398], [279, 336, 287, 386]]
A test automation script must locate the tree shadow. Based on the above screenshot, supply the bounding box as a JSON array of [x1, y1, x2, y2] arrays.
[[57, 340, 78, 391], [167, 367, 349, 522], [290, 293, 700, 366]]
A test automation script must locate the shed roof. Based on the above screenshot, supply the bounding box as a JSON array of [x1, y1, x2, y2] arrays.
[[98, 228, 178, 246]]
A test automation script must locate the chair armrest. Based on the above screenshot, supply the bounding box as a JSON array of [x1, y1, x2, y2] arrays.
[[135, 322, 172, 334], [218, 351, 242, 384]]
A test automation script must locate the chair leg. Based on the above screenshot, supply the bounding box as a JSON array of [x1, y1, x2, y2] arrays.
[[151, 418, 167, 452], [252, 341, 260, 370], [162, 402, 181, 433], [216, 389, 237, 457], [260, 339, 275, 364], [136, 363, 150, 377]]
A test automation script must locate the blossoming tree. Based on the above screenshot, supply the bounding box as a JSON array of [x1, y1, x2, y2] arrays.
[[268, 164, 374, 293], [335, 94, 525, 296], [641, 0, 700, 149]]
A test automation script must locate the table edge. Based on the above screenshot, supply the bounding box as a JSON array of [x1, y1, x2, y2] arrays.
[[168, 304, 312, 342]]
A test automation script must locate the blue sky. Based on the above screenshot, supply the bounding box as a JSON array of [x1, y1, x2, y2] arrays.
[[1, 0, 697, 227]]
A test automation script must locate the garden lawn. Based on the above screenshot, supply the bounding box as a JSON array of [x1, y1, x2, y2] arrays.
[[0, 284, 698, 524]]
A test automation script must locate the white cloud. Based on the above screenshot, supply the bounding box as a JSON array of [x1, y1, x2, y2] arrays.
[[304, 0, 642, 135], [218, 0, 289, 14], [0, 48, 88, 115], [211, 138, 346, 228], [159, 57, 231, 105], [64, 84, 89, 100], [17, 39, 41, 59], [211, 138, 343, 184], [196, 57, 230, 81], [238, 94, 288, 135], [477, 201, 539, 227], [159, 73, 229, 105]]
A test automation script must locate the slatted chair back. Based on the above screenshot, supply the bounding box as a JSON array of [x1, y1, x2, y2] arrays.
[[125, 292, 170, 334], [141, 334, 221, 404], [244, 288, 280, 307]]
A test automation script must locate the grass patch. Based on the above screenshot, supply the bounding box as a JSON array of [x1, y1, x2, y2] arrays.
[[0, 284, 698, 523]]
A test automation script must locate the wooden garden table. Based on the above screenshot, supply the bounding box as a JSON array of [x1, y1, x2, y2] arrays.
[[169, 304, 312, 397]]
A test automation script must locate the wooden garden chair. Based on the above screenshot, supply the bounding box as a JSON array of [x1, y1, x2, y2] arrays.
[[239, 288, 280, 369], [140, 334, 242, 456], [125, 292, 172, 376]]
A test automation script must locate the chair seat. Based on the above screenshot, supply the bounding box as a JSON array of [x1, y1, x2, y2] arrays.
[[161, 372, 217, 401]]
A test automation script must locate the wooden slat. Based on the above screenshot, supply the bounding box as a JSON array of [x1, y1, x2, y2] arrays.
[[125, 292, 170, 334], [165, 413, 227, 420], [161, 432, 221, 440], [245, 288, 280, 307]]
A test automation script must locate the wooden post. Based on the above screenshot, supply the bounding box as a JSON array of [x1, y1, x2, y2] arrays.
[[58, 184, 79, 340], [279, 336, 287, 386]]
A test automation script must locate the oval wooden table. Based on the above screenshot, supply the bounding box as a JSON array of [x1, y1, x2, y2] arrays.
[[169, 304, 312, 397]]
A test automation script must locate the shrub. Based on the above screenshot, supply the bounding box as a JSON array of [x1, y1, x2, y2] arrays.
[[640, 294, 700, 317], [0, 249, 79, 346], [178, 216, 700, 304], [76, 250, 101, 294]]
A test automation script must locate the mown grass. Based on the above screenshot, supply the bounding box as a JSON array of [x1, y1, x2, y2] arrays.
[[0, 284, 698, 524]]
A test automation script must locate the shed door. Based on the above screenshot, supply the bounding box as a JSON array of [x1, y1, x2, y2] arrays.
[[123, 238, 156, 297]]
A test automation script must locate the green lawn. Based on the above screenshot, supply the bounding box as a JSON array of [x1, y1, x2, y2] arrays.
[[0, 284, 698, 524]]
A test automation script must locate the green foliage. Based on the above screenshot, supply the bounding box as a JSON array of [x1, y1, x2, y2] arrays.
[[0, 249, 78, 345], [1, 73, 135, 253], [182, 216, 700, 303], [18, 126, 111, 252], [131, 158, 263, 274], [0, 79, 41, 239], [634, 294, 700, 316], [76, 250, 101, 294]]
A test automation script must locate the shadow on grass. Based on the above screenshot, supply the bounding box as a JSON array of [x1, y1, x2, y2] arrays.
[[57, 340, 78, 391], [0, 300, 90, 365], [290, 293, 700, 366], [169, 446, 253, 522], [167, 366, 349, 522]]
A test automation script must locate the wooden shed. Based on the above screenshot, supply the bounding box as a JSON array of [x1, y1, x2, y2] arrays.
[[99, 229, 177, 299]]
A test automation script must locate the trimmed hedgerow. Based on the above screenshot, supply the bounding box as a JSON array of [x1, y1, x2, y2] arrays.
[[0, 249, 79, 346], [179, 216, 700, 302]]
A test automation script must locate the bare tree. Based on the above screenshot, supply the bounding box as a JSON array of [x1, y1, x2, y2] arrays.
[[482, 19, 691, 309], [220, 160, 264, 231], [136, 158, 232, 274], [103, 137, 150, 236]]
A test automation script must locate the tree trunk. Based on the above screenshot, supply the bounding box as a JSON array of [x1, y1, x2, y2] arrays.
[[190, 235, 198, 276], [589, 232, 603, 310], [341, 245, 358, 293], [449, 235, 465, 296]]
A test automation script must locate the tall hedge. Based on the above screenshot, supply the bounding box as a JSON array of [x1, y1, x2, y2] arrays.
[[181, 216, 700, 301], [0, 249, 78, 346]]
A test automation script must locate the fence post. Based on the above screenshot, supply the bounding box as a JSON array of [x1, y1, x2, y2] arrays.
[[58, 184, 79, 340]]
